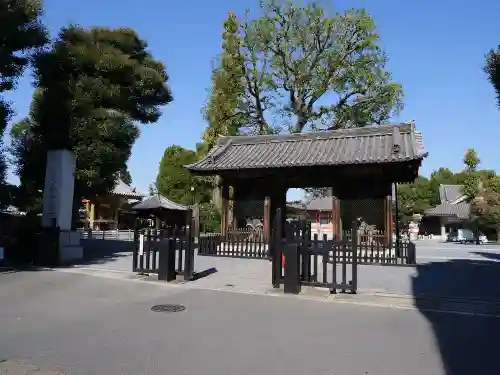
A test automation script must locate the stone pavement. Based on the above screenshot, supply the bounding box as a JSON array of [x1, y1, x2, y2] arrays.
[[69, 239, 500, 302]]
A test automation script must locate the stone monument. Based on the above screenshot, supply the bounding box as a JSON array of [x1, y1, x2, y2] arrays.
[[42, 149, 83, 263]]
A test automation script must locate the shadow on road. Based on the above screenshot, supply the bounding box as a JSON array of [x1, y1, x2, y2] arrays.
[[79, 239, 134, 267], [412, 256, 500, 375]]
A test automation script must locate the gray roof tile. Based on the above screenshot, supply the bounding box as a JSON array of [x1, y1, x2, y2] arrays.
[[187, 123, 427, 172], [425, 201, 470, 219], [113, 180, 145, 198], [438, 184, 464, 203], [132, 195, 187, 211], [306, 197, 333, 211]]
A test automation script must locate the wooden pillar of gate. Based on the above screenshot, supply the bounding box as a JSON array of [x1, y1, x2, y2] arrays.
[[383, 195, 393, 245], [228, 186, 235, 232], [331, 196, 341, 239], [221, 184, 230, 237], [265, 183, 287, 258], [263, 196, 271, 242], [191, 204, 200, 238]]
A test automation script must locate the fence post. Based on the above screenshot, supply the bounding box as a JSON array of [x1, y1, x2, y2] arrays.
[[350, 221, 358, 294], [407, 241, 416, 264], [183, 210, 195, 281], [283, 243, 301, 294], [158, 232, 176, 282], [272, 208, 283, 288], [132, 229, 139, 271]]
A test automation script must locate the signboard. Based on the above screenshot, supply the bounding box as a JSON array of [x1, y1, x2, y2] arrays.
[[138, 234, 144, 256]]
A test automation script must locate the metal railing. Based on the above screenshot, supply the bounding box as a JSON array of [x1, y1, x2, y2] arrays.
[[78, 229, 135, 241]]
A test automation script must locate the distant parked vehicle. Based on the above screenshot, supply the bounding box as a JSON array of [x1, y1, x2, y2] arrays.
[[448, 229, 488, 244], [446, 233, 457, 242]]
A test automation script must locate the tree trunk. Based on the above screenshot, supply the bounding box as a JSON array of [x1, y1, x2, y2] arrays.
[[497, 227, 500, 244]]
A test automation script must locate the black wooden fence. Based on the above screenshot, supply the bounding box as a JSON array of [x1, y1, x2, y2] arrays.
[[318, 231, 416, 266], [272, 213, 358, 294], [132, 227, 195, 281], [198, 229, 268, 259], [198, 226, 415, 266]]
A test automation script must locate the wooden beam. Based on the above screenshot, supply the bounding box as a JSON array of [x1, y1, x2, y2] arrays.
[[263, 196, 271, 242], [220, 184, 229, 237], [332, 196, 341, 239]]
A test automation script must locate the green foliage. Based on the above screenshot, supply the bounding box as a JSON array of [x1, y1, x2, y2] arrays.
[[462, 148, 481, 200], [485, 46, 500, 109], [396, 176, 433, 222], [203, 0, 403, 139], [155, 145, 213, 206], [428, 168, 464, 205], [199, 202, 221, 233], [10, 26, 172, 212], [0, 0, 48, 186], [202, 12, 248, 150], [117, 168, 132, 186], [472, 175, 500, 242]]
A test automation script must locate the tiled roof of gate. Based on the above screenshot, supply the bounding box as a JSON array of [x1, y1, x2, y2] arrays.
[[186, 123, 427, 172]]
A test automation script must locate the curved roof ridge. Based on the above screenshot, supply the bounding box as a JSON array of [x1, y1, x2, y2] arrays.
[[217, 123, 413, 147]]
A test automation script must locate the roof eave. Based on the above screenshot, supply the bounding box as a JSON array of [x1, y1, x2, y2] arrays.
[[186, 155, 427, 174]]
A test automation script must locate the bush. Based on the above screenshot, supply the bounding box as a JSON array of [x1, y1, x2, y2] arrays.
[[6, 213, 41, 266], [199, 202, 221, 233]]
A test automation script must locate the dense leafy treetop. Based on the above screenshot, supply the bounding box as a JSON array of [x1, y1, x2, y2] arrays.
[[0, 0, 47, 131], [202, 0, 403, 142], [485, 46, 500, 109], [462, 148, 481, 200], [10, 26, 173, 212], [155, 145, 212, 206], [0, 0, 47, 189], [32, 26, 172, 150]]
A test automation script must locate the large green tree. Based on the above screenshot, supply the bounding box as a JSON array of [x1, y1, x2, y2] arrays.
[[202, 12, 247, 150], [472, 175, 500, 243], [11, 26, 172, 215], [461, 148, 481, 200], [155, 145, 212, 206], [203, 0, 403, 139], [0, 0, 47, 188], [485, 46, 500, 108], [396, 176, 432, 223]]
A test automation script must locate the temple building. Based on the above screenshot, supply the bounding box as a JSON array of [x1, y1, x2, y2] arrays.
[[81, 180, 145, 230], [423, 184, 470, 240]]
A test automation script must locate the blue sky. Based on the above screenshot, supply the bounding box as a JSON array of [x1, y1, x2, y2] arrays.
[[4, 0, 500, 199]]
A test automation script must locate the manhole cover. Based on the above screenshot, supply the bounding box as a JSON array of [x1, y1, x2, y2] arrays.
[[151, 304, 185, 313]]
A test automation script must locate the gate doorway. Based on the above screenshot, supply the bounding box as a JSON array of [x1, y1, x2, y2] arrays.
[[271, 209, 358, 293], [186, 123, 427, 295]]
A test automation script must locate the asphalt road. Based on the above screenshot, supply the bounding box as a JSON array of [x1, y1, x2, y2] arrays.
[[1, 270, 499, 375], [415, 240, 500, 262]]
